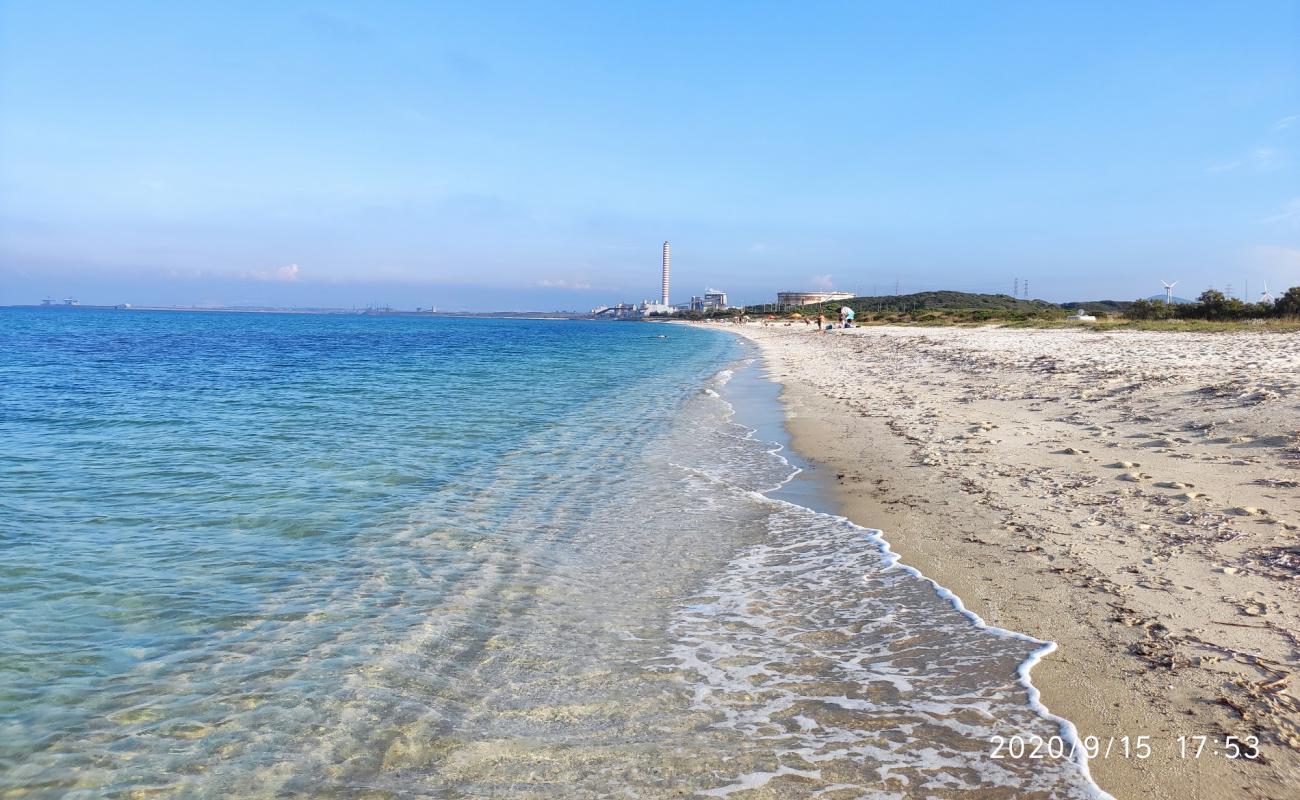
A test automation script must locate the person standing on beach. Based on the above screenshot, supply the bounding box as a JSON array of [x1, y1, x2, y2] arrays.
[[817, 312, 826, 331]]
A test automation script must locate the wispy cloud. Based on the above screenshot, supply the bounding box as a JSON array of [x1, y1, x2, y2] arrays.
[[537, 278, 592, 289], [1252, 147, 1282, 168], [1209, 147, 1284, 173], [1259, 198, 1300, 224], [247, 263, 300, 282], [1275, 114, 1298, 131], [1246, 244, 1300, 272]]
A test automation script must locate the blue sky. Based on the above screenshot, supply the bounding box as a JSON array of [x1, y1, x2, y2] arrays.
[[2, 1, 1298, 310]]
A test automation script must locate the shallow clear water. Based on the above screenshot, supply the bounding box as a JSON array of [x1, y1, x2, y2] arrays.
[[0, 309, 1102, 798]]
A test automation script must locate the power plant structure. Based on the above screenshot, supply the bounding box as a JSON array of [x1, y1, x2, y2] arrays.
[[689, 290, 729, 311], [661, 241, 671, 306], [590, 239, 697, 318]]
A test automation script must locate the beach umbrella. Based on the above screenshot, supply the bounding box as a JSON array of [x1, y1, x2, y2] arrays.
[[789, 312, 803, 318]]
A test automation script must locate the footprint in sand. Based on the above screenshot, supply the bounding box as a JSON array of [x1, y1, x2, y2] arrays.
[[1228, 506, 1266, 517], [1141, 438, 1177, 448], [1228, 593, 1277, 617]]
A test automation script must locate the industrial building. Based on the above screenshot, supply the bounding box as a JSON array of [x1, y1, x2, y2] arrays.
[[776, 290, 855, 308], [590, 241, 678, 318], [634, 241, 676, 315], [689, 290, 729, 311], [661, 241, 670, 306]]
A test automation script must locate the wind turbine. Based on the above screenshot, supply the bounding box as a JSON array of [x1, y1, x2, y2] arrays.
[[1259, 281, 1274, 305], [1161, 281, 1178, 305]]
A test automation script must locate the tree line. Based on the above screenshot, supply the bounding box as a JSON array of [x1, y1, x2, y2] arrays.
[[1127, 287, 1300, 321]]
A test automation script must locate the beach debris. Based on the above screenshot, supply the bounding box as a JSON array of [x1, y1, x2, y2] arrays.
[[1245, 545, 1300, 579], [1117, 472, 1150, 482], [1259, 675, 1290, 693], [1109, 461, 1141, 469], [1254, 477, 1299, 489], [1055, 447, 1089, 455], [1175, 491, 1206, 501], [1156, 481, 1193, 489]]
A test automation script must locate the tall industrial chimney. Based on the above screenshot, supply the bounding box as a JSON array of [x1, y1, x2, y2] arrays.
[[661, 241, 671, 307]]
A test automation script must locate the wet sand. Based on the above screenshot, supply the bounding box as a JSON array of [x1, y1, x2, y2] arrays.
[[702, 322, 1300, 800]]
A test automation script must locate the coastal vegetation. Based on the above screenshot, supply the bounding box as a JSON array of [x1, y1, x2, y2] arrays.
[[1126, 287, 1300, 321], [716, 288, 1300, 329], [755, 291, 1060, 320]]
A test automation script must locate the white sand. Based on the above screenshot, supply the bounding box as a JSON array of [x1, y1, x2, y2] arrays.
[[705, 321, 1300, 800]]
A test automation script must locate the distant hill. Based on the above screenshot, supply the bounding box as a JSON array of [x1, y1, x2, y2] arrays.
[[749, 291, 1060, 315], [1142, 294, 1194, 305], [849, 291, 1059, 312], [791, 291, 1050, 312], [736, 290, 1210, 320]]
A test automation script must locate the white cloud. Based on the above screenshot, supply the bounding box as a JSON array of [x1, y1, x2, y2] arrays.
[[248, 263, 300, 282], [810, 274, 834, 289], [1275, 114, 1298, 131]]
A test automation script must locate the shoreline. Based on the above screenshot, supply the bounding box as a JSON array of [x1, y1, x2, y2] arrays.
[[719, 341, 1112, 796], [697, 321, 1300, 800]]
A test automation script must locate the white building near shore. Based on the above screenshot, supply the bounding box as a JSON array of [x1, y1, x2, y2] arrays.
[[638, 301, 676, 316]]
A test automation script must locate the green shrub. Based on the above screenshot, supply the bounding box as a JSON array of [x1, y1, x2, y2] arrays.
[[1126, 299, 1176, 320], [1274, 287, 1300, 317]]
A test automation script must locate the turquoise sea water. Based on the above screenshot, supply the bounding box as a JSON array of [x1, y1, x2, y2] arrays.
[[0, 309, 1104, 798]]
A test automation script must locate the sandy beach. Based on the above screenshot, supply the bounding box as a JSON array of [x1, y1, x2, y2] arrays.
[[705, 322, 1300, 800]]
